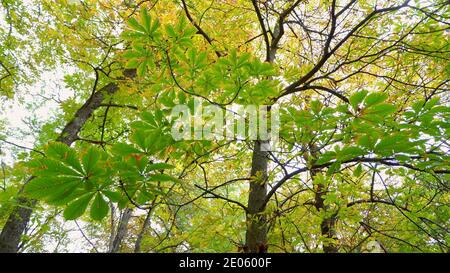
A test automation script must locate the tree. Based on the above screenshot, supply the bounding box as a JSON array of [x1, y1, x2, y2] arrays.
[[0, 0, 448, 253]]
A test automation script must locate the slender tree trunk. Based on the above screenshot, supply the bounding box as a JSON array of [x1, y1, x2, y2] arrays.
[[245, 140, 269, 253], [108, 203, 116, 251], [134, 204, 155, 253], [109, 208, 133, 253], [244, 28, 277, 252], [0, 75, 129, 252], [314, 181, 338, 253], [0, 179, 36, 253], [306, 144, 338, 253]]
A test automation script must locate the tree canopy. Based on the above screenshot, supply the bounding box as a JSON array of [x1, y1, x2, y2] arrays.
[[0, 0, 449, 253]]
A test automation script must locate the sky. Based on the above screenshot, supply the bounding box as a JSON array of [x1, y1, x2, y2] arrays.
[[0, 69, 75, 164]]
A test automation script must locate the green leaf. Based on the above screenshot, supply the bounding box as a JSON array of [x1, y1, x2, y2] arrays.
[[165, 24, 177, 38], [47, 188, 85, 206], [24, 177, 82, 199], [327, 161, 341, 175], [136, 190, 155, 205], [83, 179, 96, 191], [127, 17, 146, 33], [338, 146, 364, 161], [150, 18, 161, 34], [131, 130, 148, 151], [395, 155, 410, 162], [130, 120, 153, 131], [349, 90, 368, 110], [424, 97, 440, 110], [46, 142, 83, 174], [112, 143, 142, 156], [63, 193, 94, 220], [353, 164, 363, 177], [90, 193, 109, 221], [364, 103, 397, 116], [375, 135, 406, 155], [82, 147, 101, 176], [357, 135, 374, 149], [102, 190, 122, 202], [137, 60, 148, 77], [412, 100, 425, 113], [33, 158, 82, 177], [147, 163, 175, 171], [125, 59, 140, 69], [315, 151, 336, 165], [140, 8, 151, 32], [311, 100, 322, 114], [118, 194, 131, 209], [364, 92, 388, 107], [141, 112, 158, 128], [148, 173, 179, 183]]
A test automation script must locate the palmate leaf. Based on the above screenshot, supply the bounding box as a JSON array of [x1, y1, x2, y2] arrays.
[[326, 161, 342, 176], [24, 176, 83, 200], [140, 8, 151, 32], [374, 135, 408, 156], [128, 111, 173, 154], [111, 143, 143, 156], [130, 112, 160, 132], [63, 193, 94, 220], [117, 187, 136, 209], [357, 135, 375, 150], [125, 59, 140, 69], [164, 24, 177, 38], [45, 142, 84, 174], [31, 158, 82, 177], [47, 187, 87, 206], [349, 90, 368, 110], [112, 153, 178, 207], [82, 147, 102, 176], [26, 142, 119, 221], [90, 193, 109, 221], [127, 17, 146, 33], [315, 151, 336, 165], [102, 190, 121, 203], [364, 92, 388, 107], [137, 60, 148, 77], [337, 146, 365, 161], [353, 164, 363, 177], [135, 189, 156, 205], [364, 103, 397, 116], [147, 163, 174, 171]]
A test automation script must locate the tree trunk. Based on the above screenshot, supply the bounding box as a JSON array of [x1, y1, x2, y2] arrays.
[[243, 21, 278, 252], [311, 170, 338, 253], [0, 180, 36, 253], [109, 208, 133, 253], [134, 205, 155, 253], [315, 184, 338, 252], [304, 143, 338, 253], [0, 78, 125, 253], [245, 140, 269, 253]]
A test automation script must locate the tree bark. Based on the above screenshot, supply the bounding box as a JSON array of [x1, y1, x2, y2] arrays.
[[0, 178, 36, 253], [134, 205, 155, 253], [314, 181, 338, 253], [109, 208, 133, 253], [243, 15, 279, 252], [245, 140, 269, 253], [0, 74, 128, 252], [305, 143, 338, 253]]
